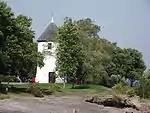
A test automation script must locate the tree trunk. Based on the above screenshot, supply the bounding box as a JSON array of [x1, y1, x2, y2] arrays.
[[63, 82, 66, 89], [5, 81, 10, 94], [72, 78, 76, 88], [63, 78, 66, 89], [17, 76, 21, 83], [130, 79, 134, 87], [72, 83, 75, 89]]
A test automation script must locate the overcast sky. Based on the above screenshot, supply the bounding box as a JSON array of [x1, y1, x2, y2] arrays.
[[3, 0, 150, 67]]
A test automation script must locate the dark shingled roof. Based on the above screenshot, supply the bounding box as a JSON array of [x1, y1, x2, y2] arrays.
[[37, 18, 57, 42]]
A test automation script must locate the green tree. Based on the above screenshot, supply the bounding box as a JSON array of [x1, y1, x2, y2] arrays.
[[136, 69, 150, 98], [74, 18, 146, 87], [56, 17, 146, 88], [74, 18, 117, 86], [56, 17, 84, 88], [0, 1, 44, 77], [136, 78, 150, 98], [109, 48, 146, 86], [143, 69, 150, 79], [75, 18, 100, 38]]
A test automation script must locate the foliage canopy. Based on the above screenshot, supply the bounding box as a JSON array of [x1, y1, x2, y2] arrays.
[[0, 1, 44, 77]]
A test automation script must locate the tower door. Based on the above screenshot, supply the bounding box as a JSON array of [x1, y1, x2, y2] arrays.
[[48, 72, 55, 83]]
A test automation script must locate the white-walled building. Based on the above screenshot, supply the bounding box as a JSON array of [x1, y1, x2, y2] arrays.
[[35, 17, 64, 83]]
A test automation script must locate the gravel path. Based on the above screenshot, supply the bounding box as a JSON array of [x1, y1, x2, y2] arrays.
[[0, 96, 140, 113]]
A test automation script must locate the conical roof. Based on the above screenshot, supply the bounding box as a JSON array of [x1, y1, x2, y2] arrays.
[[37, 18, 57, 42]]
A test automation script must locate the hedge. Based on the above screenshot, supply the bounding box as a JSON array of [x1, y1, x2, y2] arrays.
[[0, 75, 20, 82]]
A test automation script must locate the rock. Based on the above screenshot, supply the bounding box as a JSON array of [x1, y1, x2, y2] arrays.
[[72, 108, 80, 113], [123, 108, 140, 113], [85, 94, 142, 111]]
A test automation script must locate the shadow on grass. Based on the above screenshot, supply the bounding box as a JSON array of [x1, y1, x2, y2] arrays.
[[9, 86, 27, 94], [0, 84, 27, 94], [71, 85, 90, 89], [9, 86, 52, 95]]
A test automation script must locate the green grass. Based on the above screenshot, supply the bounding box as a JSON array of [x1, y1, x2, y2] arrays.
[[0, 83, 111, 99], [12, 83, 111, 95], [0, 94, 10, 100], [58, 84, 111, 96]]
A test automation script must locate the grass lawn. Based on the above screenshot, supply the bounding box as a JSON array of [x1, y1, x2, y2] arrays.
[[0, 83, 111, 99], [14, 83, 110, 95]]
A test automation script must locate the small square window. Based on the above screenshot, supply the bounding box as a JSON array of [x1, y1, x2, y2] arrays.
[[48, 43, 52, 49]]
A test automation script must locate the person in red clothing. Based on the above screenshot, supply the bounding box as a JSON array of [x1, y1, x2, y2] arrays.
[[76, 79, 82, 84], [32, 76, 35, 82]]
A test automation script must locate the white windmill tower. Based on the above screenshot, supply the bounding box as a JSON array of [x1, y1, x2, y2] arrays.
[[36, 15, 58, 83]]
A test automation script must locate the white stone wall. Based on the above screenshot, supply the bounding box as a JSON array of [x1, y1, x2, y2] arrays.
[[36, 42, 57, 83]]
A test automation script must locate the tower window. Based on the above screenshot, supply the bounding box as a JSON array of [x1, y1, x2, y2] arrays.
[[48, 43, 52, 49]]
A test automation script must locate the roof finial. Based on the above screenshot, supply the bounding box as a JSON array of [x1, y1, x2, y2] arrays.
[[51, 12, 54, 23]]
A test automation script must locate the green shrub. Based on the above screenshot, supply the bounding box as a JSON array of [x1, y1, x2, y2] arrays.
[[0, 75, 20, 82], [113, 80, 150, 99], [0, 94, 10, 100], [27, 83, 44, 97], [0, 83, 9, 94], [26, 83, 62, 97], [49, 84, 61, 94], [136, 78, 150, 98], [112, 83, 126, 93], [112, 83, 136, 97], [125, 87, 136, 97], [107, 75, 122, 87], [42, 88, 52, 95]]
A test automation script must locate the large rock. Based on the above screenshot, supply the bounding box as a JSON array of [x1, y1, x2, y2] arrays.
[[85, 94, 141, 111]]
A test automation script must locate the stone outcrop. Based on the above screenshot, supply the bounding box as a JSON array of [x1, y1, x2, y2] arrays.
[[85, 94, 142, 111]]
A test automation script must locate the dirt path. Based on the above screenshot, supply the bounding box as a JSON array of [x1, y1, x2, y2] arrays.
[[0, 96, 140, 113]]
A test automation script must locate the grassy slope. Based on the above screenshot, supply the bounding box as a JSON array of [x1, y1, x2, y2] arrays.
[[13, 83, 110, 92], [0, 83, 111, 99]]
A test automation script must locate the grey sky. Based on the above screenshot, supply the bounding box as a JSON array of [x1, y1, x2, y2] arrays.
[[3, 0, 150, 67]]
